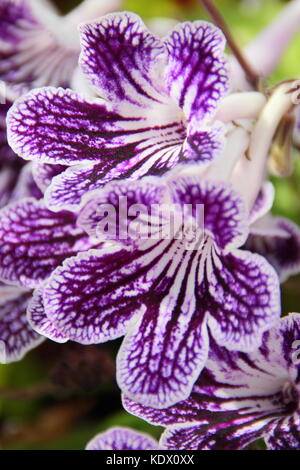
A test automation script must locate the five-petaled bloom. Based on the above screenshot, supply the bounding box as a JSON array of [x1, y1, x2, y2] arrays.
[[28, 173, 281, 409], [7, 12, 229, 212], [124, 313, 300, 450], [85, 427, 159, 450]]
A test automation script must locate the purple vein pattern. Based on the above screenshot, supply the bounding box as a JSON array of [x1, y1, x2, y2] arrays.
[[7, 12, 229, 212], [124, 313, 300, 450], [39, 174, 280, 409]]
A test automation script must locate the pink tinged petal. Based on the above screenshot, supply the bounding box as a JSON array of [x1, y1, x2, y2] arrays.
[[248, 181, 275, 225], [0, 198, 94, 288], [27, 287, 68, 343], [246, 216, 300, 283], [164, 21, 229, 123], [79, 12, 167, 110], [206, 249, 280, 352], [0, 0, 78, 97], [0, 285, 44, 363], [169, 178, 248, 251], [85, 427, 159, 450], [43, 245, 163, 344]]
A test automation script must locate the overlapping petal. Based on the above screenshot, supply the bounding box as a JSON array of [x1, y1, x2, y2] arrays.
[[0, 284, 43, 363], [85, 426, 159, 450], [0, 198, 95, 288], [125, 314, 300, 450], [246, 216, 300, 283], [43, 174, 280, 408], [27, 286, 68, 343]]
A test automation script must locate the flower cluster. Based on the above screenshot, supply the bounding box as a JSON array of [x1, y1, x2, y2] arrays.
[[0, 0, 300, 451]]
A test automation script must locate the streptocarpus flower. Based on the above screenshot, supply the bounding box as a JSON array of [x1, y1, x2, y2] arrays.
[[85, 427, 159, 450], [124, 313, 300, 450], [38, 172, 280, 409], [7, 12, 229, 212], [0, 0, 122, 98]]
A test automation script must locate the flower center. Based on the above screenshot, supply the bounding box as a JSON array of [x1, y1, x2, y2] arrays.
[[281, 380, 299, 414]]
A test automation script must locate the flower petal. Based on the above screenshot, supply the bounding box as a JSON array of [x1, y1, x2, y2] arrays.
[[77, 177, 167, 242], [169, 177, 248, 251], [246, 216, 300, 283], [0, 285, 43, 363], [164, 21, 228, 123], [43, 245, 159, 344], [206, 249, 280, 352], [117, 297, 209, 408], [9, 163, 42, 202], [0, 198, 94, 288], [0, 0, 78, 97], [266, 413, 300, 450], [79, 12, 166, 111], [27, 287, 68, 343], [126, 314, 300, 450], [248, 181, 275, 225], [85, 427, 159, 450], [32, 162, 66, 193], [160, 418, 274, 450]]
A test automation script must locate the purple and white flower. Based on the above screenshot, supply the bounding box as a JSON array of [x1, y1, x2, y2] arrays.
[[0, 0, 122, 99], [0, 197, 99, 361], [85, 427, 159, 450], [34, 170, 281, 409], [124, 313, 300, 450], [7, 12, 229, 212]]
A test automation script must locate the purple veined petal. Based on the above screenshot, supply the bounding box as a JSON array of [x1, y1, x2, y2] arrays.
[[79, 12, 167, 111], [27, 286, 68, 343], [7, 86, 185, 166], [85, 426, 159, 450], [160, 417, 275, 450], [207, 249, 280, 352], [117, 283, 210, 409], [266, 413, 300, 450], [248, 181, 275, 225], [182, 122, 225, 164], [0, 284, 44, 363], [0, 197, 95, 288], [32, 162, 66, 193], [0, 0, 78, 98], [126, 314, 300, 450], [246, 216, 300, 283], [9, 163, 42, 202], [168, 177, 248, 252], [163, 20, 229, 124], [43, 244, 163, 344], [77, 177, 168, 242]]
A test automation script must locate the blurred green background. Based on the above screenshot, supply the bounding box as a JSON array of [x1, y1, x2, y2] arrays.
[[0, 0, 299, 450]]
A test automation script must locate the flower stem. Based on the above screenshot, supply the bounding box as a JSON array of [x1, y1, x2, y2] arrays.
[[199, 0, 260, 89]]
